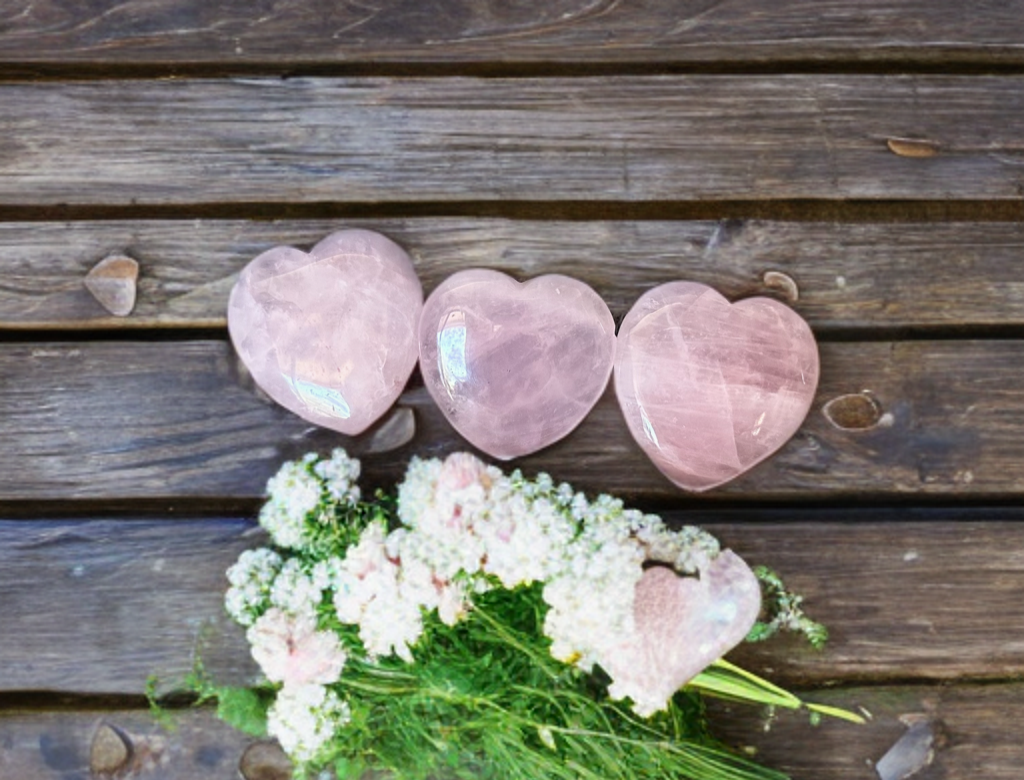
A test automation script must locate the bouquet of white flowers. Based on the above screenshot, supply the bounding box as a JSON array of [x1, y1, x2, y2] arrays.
[[192, 448, 858, 779]]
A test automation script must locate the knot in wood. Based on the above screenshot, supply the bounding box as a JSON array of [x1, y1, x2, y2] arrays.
[[823, 392, 883, 430], [239, 741, 293, 780], [90, 723, 132, 774]]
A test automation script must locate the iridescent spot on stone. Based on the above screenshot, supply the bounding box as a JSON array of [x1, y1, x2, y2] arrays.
[[419, 269, 615, 460], [614, 282, 819, 492], [228, 230, 423, 436]]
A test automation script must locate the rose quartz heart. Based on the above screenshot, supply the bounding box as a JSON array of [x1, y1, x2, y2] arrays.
[[615, 282, 818, 492], [228, 229, 423, 436], [603, 551, 762, 716], [419, 270, 615, 460]]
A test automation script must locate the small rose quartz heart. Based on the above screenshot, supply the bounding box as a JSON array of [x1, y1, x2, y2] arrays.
[[603, 551, 762, 716], [615, 282, 819, 492], [419, 269, 615, 460], [228, 229, 423, 436]]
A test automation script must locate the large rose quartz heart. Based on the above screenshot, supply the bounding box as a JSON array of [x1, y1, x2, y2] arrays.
[[603, 551, 761, 716], [419, 270, 615, 460], [228, 229, 423, 435], [615, 282, 818, 492]]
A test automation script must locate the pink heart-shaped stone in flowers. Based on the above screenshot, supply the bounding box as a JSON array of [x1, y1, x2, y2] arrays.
[[228, 229, 423, 435], [615, 282, 818, 492], [603, 551, 762, 716], [419, 270, 616, 460]]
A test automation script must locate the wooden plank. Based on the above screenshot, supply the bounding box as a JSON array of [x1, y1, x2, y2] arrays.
[[3, 517, 1024, 695], [709, 683, 1024, 780], [0, 339, 1021, 501], [4, 218, 1024, 333], [2, 684, 1023, 780], [0, 708, 255, 780], [3, 76, 1024, 206], [2, 1, 1024, 68]]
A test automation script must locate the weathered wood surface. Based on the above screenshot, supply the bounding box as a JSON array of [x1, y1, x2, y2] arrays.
[[3, 1, 1024, 69], [2, 682, 1023, 780], [0, 708, 256, 780], [0, 339, 1019, 502], [709, 683, 1024, 780], [4, 77, 1024, 207], [4, 219, 1024, 333], [4, 517, 1023, 695]]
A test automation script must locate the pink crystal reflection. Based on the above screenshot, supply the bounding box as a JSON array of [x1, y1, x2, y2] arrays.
[[604, 551, 761, 714], [615, 282, 818, 492], [419, 270, 615, 460], [228, 229, 423, 436]]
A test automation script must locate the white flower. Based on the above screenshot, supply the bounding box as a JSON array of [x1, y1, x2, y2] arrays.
[[358, 585, 424, 662], [476, 493, 575, 588], [269, 558, 324, 619], [541, 516, 646, 672], [260, 459, 323, 549], [395, 453, 497, 581], [331, 520, 394, 623], [224, 548, 283, 626], [247, 608, 346, 688], [314, 448, 362, 506], [267, 683, 351, 764]]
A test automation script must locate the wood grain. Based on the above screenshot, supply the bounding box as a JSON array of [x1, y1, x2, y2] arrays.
[[3, 77, 1024, 206], [2, 683, 1023, 780], [3, 517, 1024, 695], [710, 683, 1024, 780], [3, 219, 1024, 333], [0, 339, 1022, 501], [0, 708, 255, 780], [2, 683, 1023, 779], [2, 1, 1024, 68]]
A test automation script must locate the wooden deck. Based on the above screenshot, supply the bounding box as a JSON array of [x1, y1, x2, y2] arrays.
[[3, 2, 1024, 778]]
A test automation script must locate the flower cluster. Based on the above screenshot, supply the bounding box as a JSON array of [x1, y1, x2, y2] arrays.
[[226, 448, 739, 766]]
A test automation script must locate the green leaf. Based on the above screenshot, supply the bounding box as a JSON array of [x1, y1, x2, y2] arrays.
[[690, 661, 866, 725], [215, 687, 270, 737]]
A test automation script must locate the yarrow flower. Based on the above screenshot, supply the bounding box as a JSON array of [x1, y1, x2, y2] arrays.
[[259, 455, 322, 549], [247, 608, 347, 689], [216, 447, 830, 776], [225, 548, 282, 626], [267, 683, 351, 764], [314, 447, 362, 506]]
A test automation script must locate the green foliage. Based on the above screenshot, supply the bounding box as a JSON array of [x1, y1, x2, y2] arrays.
[[144, 674, 178, 731], [275, 580, 851, 780], [205, 452, 861, 779], [215, 686, 271, 737], [748, 566, 829, 649]]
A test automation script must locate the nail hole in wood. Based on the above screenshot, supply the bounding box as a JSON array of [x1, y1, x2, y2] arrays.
[[823, 393, 883, 430]]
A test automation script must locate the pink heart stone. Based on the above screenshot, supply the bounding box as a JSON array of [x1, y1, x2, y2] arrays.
[[615, 282, 819, 492], [419, 270, 615, 460], [603, 551, 762, 716], [228, 229, 423, 436]]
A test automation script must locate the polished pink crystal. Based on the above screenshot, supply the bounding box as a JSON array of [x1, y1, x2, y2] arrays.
[[228, 229, 423, 435], [615, 282, 818, 491], [603, 551, 761, 715], [419, 270, 615, 460]]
